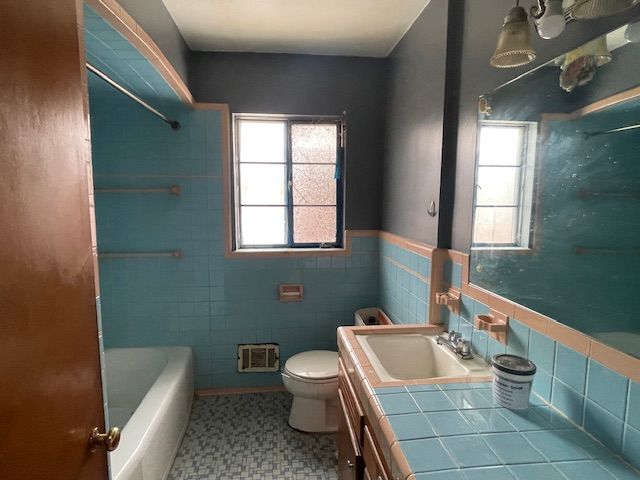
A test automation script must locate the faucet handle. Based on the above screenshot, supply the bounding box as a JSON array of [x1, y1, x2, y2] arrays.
[[457, 339, 471, 356], [449, 331, 461, 342]]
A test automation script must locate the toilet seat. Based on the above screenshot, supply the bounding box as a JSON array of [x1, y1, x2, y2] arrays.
[[283, 370, 338, 384], [283, 350, 338, 382]]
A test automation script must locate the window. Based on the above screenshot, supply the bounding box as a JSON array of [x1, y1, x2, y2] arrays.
[[472, 121, 537, 248], [232, 115, 345, 250]]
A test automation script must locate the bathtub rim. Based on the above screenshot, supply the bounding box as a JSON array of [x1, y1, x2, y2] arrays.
[[106, 346, 194, 480]]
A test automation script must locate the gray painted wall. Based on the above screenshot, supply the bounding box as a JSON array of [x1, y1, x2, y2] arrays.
[[451, 1, 640, 252], [188, 52, 388, 230], [109, 0, 640, 248], [117, 0, 190, 83], [381, 0, 449, 246]]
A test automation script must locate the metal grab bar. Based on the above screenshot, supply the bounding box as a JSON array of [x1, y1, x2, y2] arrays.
[[95, 185, 181, 196], [86, 63, 180, 130], [585, 123, 640, 136], [99, 249, 184, 259], [578, 189, 640, 199]]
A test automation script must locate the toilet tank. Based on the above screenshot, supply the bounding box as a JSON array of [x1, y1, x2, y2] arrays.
[[354, 308, 393, 326]]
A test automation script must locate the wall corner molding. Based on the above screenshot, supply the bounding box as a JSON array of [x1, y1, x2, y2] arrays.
[[85, 0, 194, 106]]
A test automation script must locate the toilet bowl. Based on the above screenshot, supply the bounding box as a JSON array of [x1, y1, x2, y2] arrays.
[[281, 350, 339, 433]]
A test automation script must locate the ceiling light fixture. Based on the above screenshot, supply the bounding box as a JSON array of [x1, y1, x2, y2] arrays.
[[624, 20, 640, 42], [490, 1, 537, 68], [570, 0, 638, 19], [532, 0, 566, 39], [559, 36, 612, 91]]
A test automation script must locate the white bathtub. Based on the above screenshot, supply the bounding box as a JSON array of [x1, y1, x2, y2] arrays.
[[105, 347, 194, 480]]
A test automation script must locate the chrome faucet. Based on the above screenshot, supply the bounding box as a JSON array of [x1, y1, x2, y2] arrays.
[[435, 331, 473, 360]]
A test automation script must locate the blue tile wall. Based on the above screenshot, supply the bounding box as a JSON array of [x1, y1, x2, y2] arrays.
[[85, 7, 640, 470], [528, 330, 556, 373], [86, 9, 379, 390], [628, 382, 640, 431], [624, 425, 640, 470], [84, 6, 181, 114], [512, 328, 636, 465], [439, 257, 639, 468], [584, 400, 625, 453], [551, 378, 585, 425], [555, 345, 588, 394], [441, 291, 496, 365], [587, 360, 629, 420], [379, 239, 430, 324]]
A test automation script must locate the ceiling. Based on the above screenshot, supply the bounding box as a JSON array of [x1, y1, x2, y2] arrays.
[[162, 0, 431, 57]]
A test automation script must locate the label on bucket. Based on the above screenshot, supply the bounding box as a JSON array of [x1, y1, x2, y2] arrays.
[[493, 376, 531, 410]]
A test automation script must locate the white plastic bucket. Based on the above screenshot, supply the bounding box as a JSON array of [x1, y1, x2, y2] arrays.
[[491, 354, 537, 410]]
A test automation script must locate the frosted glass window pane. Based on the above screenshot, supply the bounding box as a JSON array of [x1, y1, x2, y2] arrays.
[[478, 126, 522, 166], [476, 166, 520, 206], [293, 207, 336, 244], [240, 164, 286, 205], [240, 207, 286, 245], [292, 164, 336, 205], [239, 121, 286, 163], [291, 124, 337, 164], [473, 207, 517, 245]]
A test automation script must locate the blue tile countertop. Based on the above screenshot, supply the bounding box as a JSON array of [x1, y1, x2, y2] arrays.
[[374, 382, 640, 480]]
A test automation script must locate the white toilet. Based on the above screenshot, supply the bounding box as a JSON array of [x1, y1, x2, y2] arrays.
[[281, 350, 339, 433], [280, 309, 380, 433]]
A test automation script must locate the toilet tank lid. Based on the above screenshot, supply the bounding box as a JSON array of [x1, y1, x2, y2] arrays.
[[285, 350, 338, 380]]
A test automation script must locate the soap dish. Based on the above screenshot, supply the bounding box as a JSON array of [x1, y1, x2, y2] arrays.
[[474, 310, 508, 344]]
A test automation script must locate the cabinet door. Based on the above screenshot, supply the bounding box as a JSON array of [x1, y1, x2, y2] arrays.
[[337, 388, 362, 480], [363, 426, 389, 480], [339, 357, 364, 442]]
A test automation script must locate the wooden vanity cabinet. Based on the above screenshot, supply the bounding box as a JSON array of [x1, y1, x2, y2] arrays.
[[363, 425, 388, 480], [337, 388, 361, 480], [337, 357, 391, 480]]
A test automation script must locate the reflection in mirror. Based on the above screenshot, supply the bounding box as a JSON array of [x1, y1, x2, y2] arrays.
[[471, 19, 640, 358]]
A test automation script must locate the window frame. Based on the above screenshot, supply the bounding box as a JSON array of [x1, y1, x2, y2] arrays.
[[231, 113, 346, 251], [472, 120, 538, 250]]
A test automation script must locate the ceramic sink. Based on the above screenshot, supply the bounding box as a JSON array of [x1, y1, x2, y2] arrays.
[[356, 332, 491, 382]]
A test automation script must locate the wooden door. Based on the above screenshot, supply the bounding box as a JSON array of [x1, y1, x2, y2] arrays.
[[0, 1, 108, 479]]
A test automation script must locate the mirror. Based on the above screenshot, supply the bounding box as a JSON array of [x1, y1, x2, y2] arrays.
[[470, 19, 640, 359]]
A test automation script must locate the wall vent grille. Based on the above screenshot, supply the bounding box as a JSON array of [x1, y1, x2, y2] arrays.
[[237, 343, 280, 372]]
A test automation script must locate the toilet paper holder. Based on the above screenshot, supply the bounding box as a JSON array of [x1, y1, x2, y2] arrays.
[[279, 284, 304, 302]]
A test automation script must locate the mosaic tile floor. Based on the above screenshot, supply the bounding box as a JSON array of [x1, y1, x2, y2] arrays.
[[168, 392, 338, 480]]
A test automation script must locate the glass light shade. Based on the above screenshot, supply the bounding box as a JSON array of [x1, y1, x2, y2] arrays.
[[625, 21, 640, 43], [561, 35, 612, 69], [535, 0, 566, 39], [490, 6, 537, 68], [571, 0, 637, 19]]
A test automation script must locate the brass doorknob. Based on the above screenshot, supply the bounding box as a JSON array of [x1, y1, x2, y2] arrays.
[[89, 426, 121, 452]]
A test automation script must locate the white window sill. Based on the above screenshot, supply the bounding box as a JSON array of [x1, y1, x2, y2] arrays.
[[227, 247, 349, 258], [472, 246, 536, 254]]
